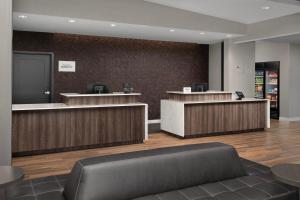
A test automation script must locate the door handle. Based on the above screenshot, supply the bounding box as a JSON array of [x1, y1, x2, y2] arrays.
[[44, 91, 51, 95]]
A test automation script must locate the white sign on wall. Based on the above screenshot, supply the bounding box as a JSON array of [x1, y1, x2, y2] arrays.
[[58, 61, 76, 72]]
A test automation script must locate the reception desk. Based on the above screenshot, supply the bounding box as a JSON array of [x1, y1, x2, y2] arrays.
[[161, 91, 270, 138], [12, 93, 147, 156], [61, 92, 141, 105], [167, 91, 233, 101]]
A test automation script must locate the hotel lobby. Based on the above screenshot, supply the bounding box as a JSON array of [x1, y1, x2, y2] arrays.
[[1, 0, 300, 200]]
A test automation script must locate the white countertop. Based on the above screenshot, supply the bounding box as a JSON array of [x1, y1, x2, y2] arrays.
[[12, 103, 147, 111], [60, 93, 142, 97], [163, 98, 268, 105], [166, 91, 233, 95]]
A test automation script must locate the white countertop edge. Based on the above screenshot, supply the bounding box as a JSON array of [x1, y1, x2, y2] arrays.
[[163, 98, 268, 104], [60, 93, 142, 97], [166, 91, 233, 95], [12, 103, 147, 111]]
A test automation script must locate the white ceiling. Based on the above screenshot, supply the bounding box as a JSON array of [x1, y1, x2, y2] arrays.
[[13, 13, 242, 44], [271, 0, 300, 6], [145, 0, 300, 24], [268, 33, 300, 44]]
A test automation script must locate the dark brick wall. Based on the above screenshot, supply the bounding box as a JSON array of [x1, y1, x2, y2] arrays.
[[13, 31, 209, 119]]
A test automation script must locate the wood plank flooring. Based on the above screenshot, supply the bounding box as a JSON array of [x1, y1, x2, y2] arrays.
[[12, 120, 300, 180]]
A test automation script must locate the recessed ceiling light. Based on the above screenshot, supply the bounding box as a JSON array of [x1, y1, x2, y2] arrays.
[[18, 15, 28, 19], [261, 6, 271, 10], [110, 24, 117, 27], [226, 34, 232, 38], [200, 32, 205, 35], [169, 29, 175, 32], [68, 19, 76, 23]]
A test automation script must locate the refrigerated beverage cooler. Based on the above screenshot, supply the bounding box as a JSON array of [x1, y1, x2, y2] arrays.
[[255, 62, 280, 119]]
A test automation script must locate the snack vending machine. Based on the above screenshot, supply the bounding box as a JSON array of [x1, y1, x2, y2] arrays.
[[255, 62, 280, 119]]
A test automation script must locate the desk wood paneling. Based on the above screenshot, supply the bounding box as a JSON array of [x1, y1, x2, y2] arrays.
[[184, 101, 266, 137], [62, 95, 139, 105], [12, 105, 146, 156], [167, 92, 232, 102]]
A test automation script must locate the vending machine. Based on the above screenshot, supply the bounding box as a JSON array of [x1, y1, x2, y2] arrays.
[[255, 62, 280, 119]]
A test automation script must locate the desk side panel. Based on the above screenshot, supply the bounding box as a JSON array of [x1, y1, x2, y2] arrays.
[[266, 100, 271, 128], [144, 104, 148, 140], [161, 100, 184, 137]]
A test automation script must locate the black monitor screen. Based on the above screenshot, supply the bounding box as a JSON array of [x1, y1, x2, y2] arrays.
[[87, 83, 109, 94], [94, 85, 105, 94], [192, 83, 208, 92], [235, 91, 245, 100]]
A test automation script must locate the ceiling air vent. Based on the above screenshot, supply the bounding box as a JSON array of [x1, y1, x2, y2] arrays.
[[270, 0, 300, 6]]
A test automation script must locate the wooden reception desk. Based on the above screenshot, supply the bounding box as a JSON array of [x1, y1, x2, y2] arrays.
[[61, 92, 141, 105], [161, 91, 270, 138], [12, 93, 147, 156], [167, 91, 233, 101]]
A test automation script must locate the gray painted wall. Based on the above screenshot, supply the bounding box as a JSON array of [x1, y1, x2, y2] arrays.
[[255, 41, 290, 118], [289, 44, 300, 119], [209, 43, 222, 90], [224, 40, 255, 97], [0, 0, 12, 165]]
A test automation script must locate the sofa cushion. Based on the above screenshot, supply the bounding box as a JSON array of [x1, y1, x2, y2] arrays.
[[63, 143, 247, 200], [134, 159, 298, 200]]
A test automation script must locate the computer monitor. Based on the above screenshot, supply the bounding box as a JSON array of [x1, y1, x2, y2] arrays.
[[235, 91, 245, 100], [191, 83, 208, 92], [123, 83, 133, 94], [87, 83, 109, 94]]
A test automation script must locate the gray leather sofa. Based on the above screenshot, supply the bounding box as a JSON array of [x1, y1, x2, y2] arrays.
[[8, 143, 298, 200]]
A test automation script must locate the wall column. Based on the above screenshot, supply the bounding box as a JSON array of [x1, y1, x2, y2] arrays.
[[0, 0, 12, 165], [224, 39, 255, 97]]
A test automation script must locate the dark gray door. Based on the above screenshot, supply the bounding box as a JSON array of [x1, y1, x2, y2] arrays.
[[13, 53, 52, 104]]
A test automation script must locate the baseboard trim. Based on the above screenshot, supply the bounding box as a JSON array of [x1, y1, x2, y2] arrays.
[[148, 119, 161, 124], [13, 140, 144, 157], [162, 128, 265, 139], [279, 117, 300, 122]]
